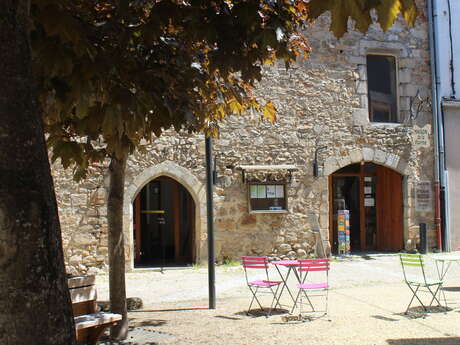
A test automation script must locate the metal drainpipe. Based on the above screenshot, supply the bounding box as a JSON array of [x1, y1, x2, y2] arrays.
[[427, 0, 447, 251]]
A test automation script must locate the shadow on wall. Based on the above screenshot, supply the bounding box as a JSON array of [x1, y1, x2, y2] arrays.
[[387, 338, 460, 345]]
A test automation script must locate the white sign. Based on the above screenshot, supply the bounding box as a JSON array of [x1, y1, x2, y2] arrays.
[[250, 185, 258, 199], [257, 185, 266, 198], [275, 185, 284, 198], [266, 185, 276, 198], [413, 125, 431, 149], [415, 181, 432, 212], [364, 197, 375, 207]]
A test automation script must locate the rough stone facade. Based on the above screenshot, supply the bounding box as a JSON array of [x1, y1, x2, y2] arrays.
[[52, 1, 435, 275]]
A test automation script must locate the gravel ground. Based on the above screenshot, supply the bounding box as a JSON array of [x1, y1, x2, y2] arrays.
[[96, 253, 460, 345]]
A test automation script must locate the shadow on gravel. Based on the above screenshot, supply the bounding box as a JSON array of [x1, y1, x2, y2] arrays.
[[129, 319, 167, 327], [442, 286, 460, 292], [387, 337, 460, 345], [395, 305, 451, 319], [235, 308, 289, 318], [371, 315, 399, 321], [360, 254, 376, 260], [214, 315, 242, 320], [131, 307, 208, 313]]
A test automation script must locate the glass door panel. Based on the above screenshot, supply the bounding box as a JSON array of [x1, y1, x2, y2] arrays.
[[364, 175, 377, 249]]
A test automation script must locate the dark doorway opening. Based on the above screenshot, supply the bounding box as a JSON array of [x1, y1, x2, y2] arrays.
[[329, 163, 403, 253], [332, 176, 361, 251], [133, 176, 195, 267]]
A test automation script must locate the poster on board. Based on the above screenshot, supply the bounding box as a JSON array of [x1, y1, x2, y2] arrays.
[[275, 185, 284, 198], [266, 185, 276, 198], [257, 185, 266, 198]]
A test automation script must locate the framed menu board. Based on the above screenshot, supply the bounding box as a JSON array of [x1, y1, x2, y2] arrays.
[[248, 183, 287, 213]]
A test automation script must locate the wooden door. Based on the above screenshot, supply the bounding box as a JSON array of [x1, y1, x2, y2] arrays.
[[133, 194, 141, 263], [376, 167, 403, 251]]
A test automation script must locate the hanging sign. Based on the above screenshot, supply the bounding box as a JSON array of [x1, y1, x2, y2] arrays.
[[415, 181, 432, 212]]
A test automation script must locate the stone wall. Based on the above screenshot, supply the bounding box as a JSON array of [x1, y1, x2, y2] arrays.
[[52, 1, 436, 274]]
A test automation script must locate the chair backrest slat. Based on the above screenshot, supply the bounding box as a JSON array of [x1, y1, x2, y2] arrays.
[[243, 263, 267, 269], [298, 258, 330, 272], [401, 261, 423, 267], [241, 256, 269, 269], [400, 253, 424, 267], [399, 253, 428, 284], [241, 256, 271, 285]]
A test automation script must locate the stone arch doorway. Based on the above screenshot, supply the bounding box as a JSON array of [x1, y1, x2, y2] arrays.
[[133, 176, 196, 267], [329, 162, 404, 253], [123, 161, 207, 270]]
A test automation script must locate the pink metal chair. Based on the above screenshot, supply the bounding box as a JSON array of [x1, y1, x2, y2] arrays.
[[241, 256, 282, 317], [291, 258, 330, 317]]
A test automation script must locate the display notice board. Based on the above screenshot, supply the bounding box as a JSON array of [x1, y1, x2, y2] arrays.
[[337, 210, 350, 255]]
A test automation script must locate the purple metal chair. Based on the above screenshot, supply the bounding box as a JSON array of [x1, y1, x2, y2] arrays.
[[291, 258, 330, 317], [241, 256, 282, 317]]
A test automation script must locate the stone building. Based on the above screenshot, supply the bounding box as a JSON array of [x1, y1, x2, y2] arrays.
[[53, 0, 436, 275]]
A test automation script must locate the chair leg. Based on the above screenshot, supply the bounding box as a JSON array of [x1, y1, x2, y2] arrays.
[[404, 284, 431, 314], [301, 289, 315, 311], [441, 286, 448, 310], [427, 285, 444, 308], [247, 286, 265, 315], [268, 285, 282, 316], [405, 285, 425, 313], [247, 285, 284, 317], [291, 289, 302, 314]]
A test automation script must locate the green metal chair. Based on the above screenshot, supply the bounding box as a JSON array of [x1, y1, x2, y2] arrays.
[[399, 253, 446, 314]]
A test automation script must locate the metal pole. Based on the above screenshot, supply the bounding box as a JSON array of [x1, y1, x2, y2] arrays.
[[427, 0, 445, 251], [205, 135, 216, 309]]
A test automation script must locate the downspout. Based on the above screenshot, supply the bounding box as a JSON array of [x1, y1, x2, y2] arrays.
[[447, 0, 456, 98], [427, 0, 447, 251]]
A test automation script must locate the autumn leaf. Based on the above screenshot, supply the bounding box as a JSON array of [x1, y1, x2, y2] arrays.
[[308, 0, 417, 38], [263, 101, 277, 123]]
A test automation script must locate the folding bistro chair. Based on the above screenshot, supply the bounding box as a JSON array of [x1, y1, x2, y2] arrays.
[[399, 253, 446, 314], [291, 258, 330, 317], [241, 256, 282, 317]]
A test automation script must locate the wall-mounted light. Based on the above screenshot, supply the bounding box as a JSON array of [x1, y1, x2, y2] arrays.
[[313, 146, 327, 177]]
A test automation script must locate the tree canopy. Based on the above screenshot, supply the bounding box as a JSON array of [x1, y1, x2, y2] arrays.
[[0, 0, 420, 342], [31, 0, 417, 178]]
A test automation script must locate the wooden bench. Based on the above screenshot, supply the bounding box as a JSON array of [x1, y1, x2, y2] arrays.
[[68, 275, 122, 345]]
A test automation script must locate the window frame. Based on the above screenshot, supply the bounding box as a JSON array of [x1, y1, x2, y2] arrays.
[[247, 182, 289, 214], [366, 53, 400, 124]]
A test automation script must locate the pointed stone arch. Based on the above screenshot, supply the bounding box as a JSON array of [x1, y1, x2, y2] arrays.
[[123, 161, 207, 269]]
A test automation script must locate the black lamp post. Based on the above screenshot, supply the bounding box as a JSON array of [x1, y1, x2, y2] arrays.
[[205, 135, 216, 309]]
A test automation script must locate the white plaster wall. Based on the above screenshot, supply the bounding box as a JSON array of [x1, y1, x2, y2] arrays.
[[435, 0, 460, 99], [435, 0, 460, 250]]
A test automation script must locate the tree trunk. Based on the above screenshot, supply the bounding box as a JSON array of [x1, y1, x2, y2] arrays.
[[107, 150, 129, 340], [0, 2, 76, 345]]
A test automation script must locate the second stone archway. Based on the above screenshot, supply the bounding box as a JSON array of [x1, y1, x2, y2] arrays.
[[123, 161, 207, 270]]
